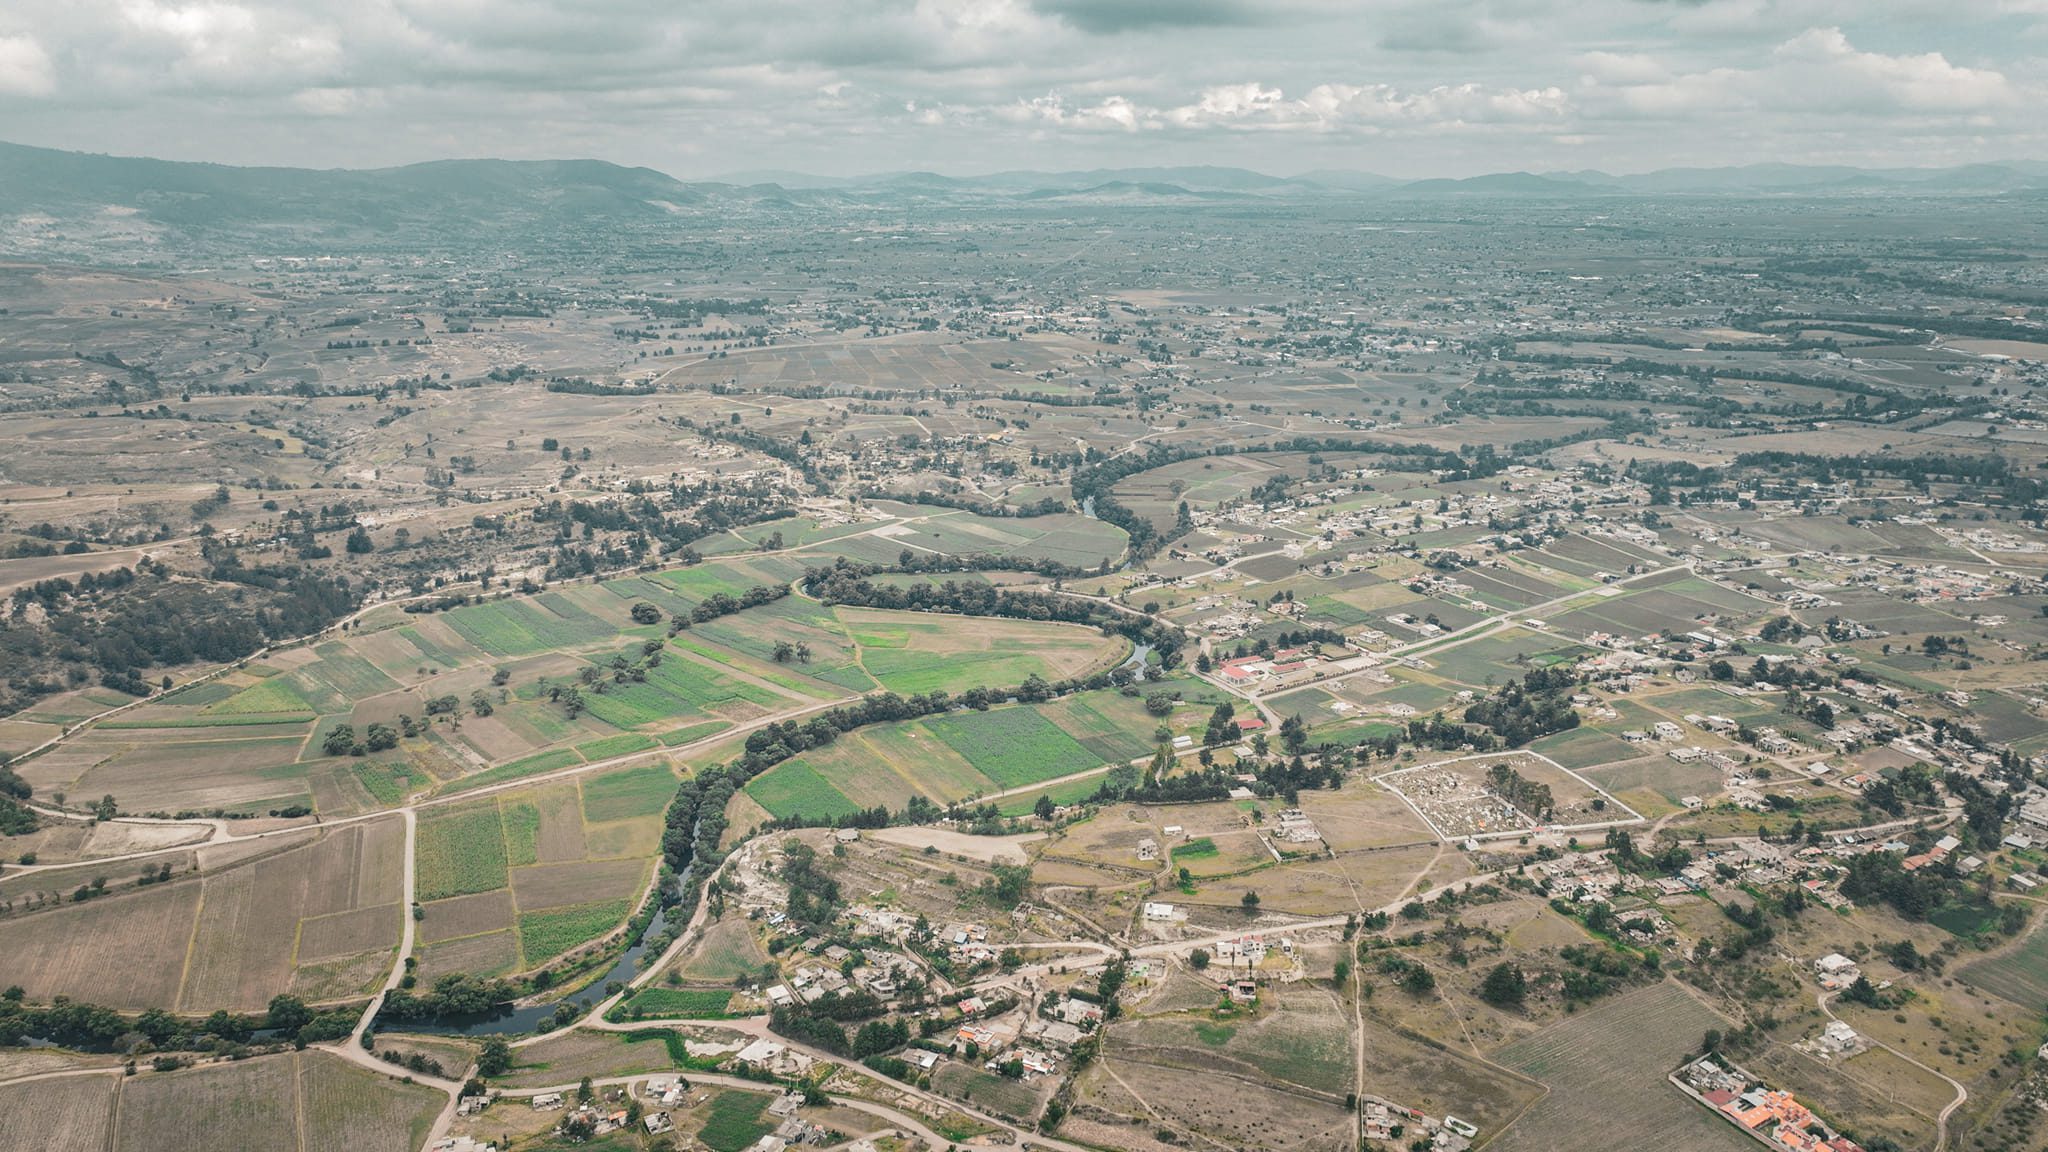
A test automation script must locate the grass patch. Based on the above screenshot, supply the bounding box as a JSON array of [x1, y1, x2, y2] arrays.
[[204, 677, 314, 715], [417, 808, 510, 900], [995, 772, 1108, 816], [98, 713, 314, 729], [352, 761, 421, 806], [576, 732, 658, 761], [1929, 901, 2001, 939], [658, 721, 731, 747], [616, 987, 737, 1020], [1175, 838, 1219, 859], [502, 801, 542, 867], [440, 748, 582, 795], [743, 760, 860, 822], [517, 899, 631, 965], [924, 706, 1103, 789], [581, 762, 678, 824], [696, 1091, 774, 1152]]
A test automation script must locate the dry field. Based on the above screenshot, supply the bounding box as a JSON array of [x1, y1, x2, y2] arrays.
[[0, 818, 402, 1011], [84, 1051, 444, 1152], [0, 1070, 119, 1152], [1490, 982, 1748, 1152], [1300, 785, 1438, 852], [1079, 1054, 1355, 1152]]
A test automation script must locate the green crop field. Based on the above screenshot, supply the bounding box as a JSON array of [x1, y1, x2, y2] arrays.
[[856, 724, 995, 801], [645, 655, 782, 710], [518, 899, 631, 964], [618, 987, 738, 1019], [582, 762, 678, 824], [204, 678, 314, 715], [306, 644, 400, 697], [162, 682, 236, 707], [502, 800, 542, 866], [861, 646, 1043, 695], [440, 748, 581, 795], [99, 713, 314, 730], [744, 759, 861, 821], [695, 1091, 774, 1152], [996, 773, 1107, 816], [577, 681, 694, 729], [1960, 927, 2048, 1008], [395, 627, 468, 670], [924, 706, 1104, 789], [653, 566, 758, 604], [441, 600, 547, 657], [666, 636, 820, 697], [416, 808, 510, 900], [352, 762, 421, 806], [575, 732, 658, 761], [1045, 695, 1154, 762], [659, 721, 731, 747]]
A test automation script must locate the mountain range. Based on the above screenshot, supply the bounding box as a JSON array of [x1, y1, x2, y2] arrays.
[[3, 140, 2045, 251]]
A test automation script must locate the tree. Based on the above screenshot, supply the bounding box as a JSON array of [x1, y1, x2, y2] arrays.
[[345, 527, 373, 554], [1190, 948, 1211, 970], [1479, 963, 1526, 1008], [1279, 713, 1309, 755], [630, 602, 662, 625], [322, 723, 357, 757], [1400, 964, 1437, 997], [1204, 701, 1238, 746], [773, 642, 796, 663], [476, 1036, 513, 1077], [93, 795, 118, 821], [986, 863, 1032, 907], [1241, 890, 1261, 915], [1144, 692, 1175, 718], [1034, 794, 1056, 821], [266, 994, 312, 1037]]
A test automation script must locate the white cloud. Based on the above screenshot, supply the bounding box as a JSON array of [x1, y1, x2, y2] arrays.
[[990, 80, 1569, 135], [1771, 26, 2012, 111], [1576, 28, 2019, 123], [0, 34, 56, 96], [0, 0, 2042, 176]]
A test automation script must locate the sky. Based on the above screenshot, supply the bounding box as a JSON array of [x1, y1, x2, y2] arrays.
[[0, 0, 2043, 179]]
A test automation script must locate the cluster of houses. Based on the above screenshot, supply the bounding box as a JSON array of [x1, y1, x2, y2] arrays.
[[762, 938, 918, 1007], [1677, 1056, 1865, 1152]]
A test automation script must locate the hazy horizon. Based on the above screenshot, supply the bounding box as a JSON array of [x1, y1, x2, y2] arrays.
[[1, 1, 2042, 181]]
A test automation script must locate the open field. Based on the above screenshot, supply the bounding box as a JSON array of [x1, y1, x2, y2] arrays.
[[1114, 986, 1355, 1096], [0, 819, 402, 1011], [924, 705, 1107, 788], [0, 1070, 118, 1152], [1957, 922, 2048, 1010], [1491, 982, 1750, 1152], [93, 1051, 442, 1152], [742, 690, 1146, 821]]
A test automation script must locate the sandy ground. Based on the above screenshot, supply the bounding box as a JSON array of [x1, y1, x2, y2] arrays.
[[867, 826, 1045, 864]]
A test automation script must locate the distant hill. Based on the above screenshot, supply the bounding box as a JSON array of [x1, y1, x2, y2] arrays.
[[0, 141, 751, 246], [1382, 172, 1604, 199], [3, 141, 2044, 255]]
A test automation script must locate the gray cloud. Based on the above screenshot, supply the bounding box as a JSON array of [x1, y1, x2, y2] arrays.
[[1034, 0, 1264, 34], [0, 0, 2038, 178]]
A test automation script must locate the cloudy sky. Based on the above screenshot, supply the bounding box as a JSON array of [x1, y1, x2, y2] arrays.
[[0, 0, 2043, 178]]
